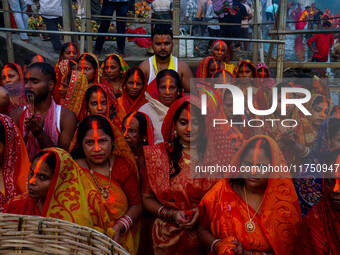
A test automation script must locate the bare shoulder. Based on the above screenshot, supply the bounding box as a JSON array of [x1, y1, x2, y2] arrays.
[[139, 59, 150, 73], [178, 59, 193, 75], [60, 107, 77, 129], [9, 107, 24, 126]]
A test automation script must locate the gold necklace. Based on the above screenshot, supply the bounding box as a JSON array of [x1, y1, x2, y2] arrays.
[[243, 185, 264, 233], [87, 159, 112, 200]]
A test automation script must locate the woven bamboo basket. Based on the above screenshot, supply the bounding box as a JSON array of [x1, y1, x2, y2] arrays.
[[0, 213, 130, 255]]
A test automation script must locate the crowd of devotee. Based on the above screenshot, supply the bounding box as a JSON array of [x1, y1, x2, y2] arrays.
[[0, 26, 339, 254], [1, 0, 340, 254]]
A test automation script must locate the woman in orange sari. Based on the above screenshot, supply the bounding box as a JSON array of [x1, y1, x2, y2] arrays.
[[59, 70, 89, 120], [198, 136, 301, 255], [142, 96, 234, 254], [100, 53, 129, 98], [0, 114, 30, 211], [72, 114, 142, 254], [296, 148, 340, 254], [0, 63, 25, 113], [118, 67, 148, 114]]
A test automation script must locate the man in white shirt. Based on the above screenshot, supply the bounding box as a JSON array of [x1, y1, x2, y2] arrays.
[[38, 0, 62, 52]]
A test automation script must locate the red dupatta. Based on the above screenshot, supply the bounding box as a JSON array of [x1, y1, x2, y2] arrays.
[[118, 68, 148, 114], [0, 114, 30, 211], [78, 84, 126, 130], [196, 56, 220, 78]]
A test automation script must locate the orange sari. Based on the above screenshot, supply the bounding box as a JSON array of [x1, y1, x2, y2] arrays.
[[0, 114, 30, 211], [199, 135, 302, 255]]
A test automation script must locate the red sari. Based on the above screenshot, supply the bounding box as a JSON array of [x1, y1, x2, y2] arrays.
[[118, 67, 148, 114], [0, 114, 30, 211], [143, 96, 234, 254], [78, 84, 126, 130], [296, 197, 340, 255]]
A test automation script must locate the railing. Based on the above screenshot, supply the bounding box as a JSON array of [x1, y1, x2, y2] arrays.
[[1, 0, 340, 80]]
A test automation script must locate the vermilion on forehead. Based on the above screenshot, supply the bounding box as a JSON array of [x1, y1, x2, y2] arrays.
[[154, 35, 172, 42]]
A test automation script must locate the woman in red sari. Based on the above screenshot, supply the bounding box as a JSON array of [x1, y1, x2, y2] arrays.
[[0, 114, 30, 211], [198, 136, 302, 255], [54, 42, 80, 103], [78, 84, 125, 130], [142, 96, 234, 254], [72, 114, 142, 254], [0, 63, 25, 113], [196, 56, 221, 79], [118, 67, 148, 114], [296, 148, 340, 254]]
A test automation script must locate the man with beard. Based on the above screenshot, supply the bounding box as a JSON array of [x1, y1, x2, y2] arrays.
[[139, 28, 193, 92], [9, 62, 77, 161]]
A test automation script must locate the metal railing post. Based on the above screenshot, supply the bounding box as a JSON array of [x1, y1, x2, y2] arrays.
[[276, 0, 288, 82], [252, 0, 259, 64], [172, 0, 180, 58], [85, 0, 93, 52], [3, 0, 15, 63], [62, 0, 72, 43]]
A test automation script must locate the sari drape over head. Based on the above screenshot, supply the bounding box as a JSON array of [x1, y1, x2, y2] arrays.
[[143, 96, 234, 254], [211, 40, 235, 74], [118, 67, 148, 114], [4, 147, 137, 254], [200, 135, 302, 255], [0, 114, 30, 211], [78, 84, 126, 130], [0, 63, 25, 113], [196, 56, 220, 78], [60, 71, 89, 120], [100, 53, 129, 98]]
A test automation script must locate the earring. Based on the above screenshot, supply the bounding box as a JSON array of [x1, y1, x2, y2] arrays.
[[143, 138, 147, 142], [174, 130, 178, 138]]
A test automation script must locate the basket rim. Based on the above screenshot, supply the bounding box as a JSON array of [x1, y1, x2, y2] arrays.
[[0, 213, 130, 255]]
